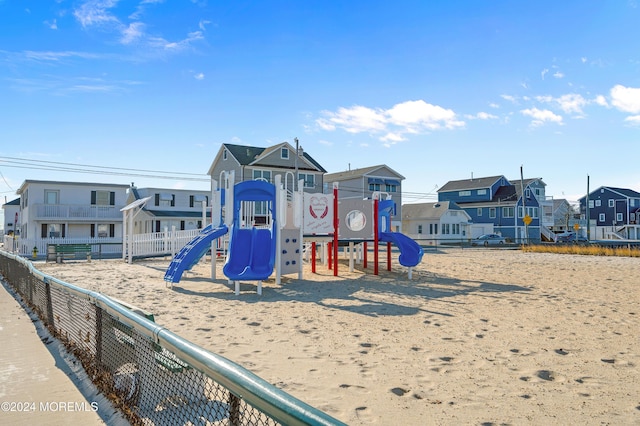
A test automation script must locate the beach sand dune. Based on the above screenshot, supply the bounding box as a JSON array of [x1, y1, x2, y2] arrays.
[[37, 249, 640, 425]]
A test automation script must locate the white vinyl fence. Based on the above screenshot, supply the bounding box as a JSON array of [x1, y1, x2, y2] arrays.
[[3, 228, 203, 261]]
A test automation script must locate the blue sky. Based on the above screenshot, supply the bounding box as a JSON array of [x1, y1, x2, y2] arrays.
[[2, 0, 640, 225]]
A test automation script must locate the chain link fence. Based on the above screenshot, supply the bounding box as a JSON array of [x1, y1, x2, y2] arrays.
[[0, 251, 345, 426]]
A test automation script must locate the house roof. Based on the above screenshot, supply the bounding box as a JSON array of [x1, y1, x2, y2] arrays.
[[17, 180, 129, 195], [578, 186, 640, 202], [402, 201, 466, 220], [324, 164, 405, 182], [144, 210, 211, 218], [437, 175, 505, 192], [220, 143, 327, 173], [2, 198, 20, 207]]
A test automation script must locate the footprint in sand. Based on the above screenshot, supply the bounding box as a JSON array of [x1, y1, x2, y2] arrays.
[[390, 387, 409, 396]]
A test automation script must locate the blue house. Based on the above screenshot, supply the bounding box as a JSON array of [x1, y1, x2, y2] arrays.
[[578, 186, 640, 241], [438, 175, 552, 242]]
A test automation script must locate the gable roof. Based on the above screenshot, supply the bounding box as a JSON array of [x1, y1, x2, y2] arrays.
[[437, 175, 505, 192], [324, 164, 405, 182], [217, 142, 326, 173], [578, 186, 640, 202]]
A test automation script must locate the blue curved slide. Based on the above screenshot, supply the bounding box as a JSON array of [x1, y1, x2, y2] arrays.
[[164, 224, 229, 283], [377, 198, 424, 267], [222, 180, 277, 281], [379, 232, 424, 267]]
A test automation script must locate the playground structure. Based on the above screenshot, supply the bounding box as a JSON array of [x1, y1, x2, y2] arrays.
[[164, 171, 424, 294]]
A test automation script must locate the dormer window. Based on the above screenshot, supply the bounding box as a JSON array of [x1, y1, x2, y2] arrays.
[[281, 147, 289, 159]]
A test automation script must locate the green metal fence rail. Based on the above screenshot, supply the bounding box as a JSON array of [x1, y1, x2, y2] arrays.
[[0, 250, 346, 426]]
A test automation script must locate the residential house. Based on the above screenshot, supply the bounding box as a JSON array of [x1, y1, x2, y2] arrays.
[[578, 186, 640, 240], [323, 165, 405, 231], [550, 199, 585, 236], [2, 197, 20, 236], [124, 184, 212, 234], [401, 201, 473, 245], [208, 141, 326, 194], [15, 180, 129, 254], [437, 175, 553, 242]]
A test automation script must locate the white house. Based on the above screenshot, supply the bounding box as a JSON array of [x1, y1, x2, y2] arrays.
[[14, 180, 130, 254], [124, 184, 212, 234], [2, 197, 20, 236], [401, 201, 473, 245]]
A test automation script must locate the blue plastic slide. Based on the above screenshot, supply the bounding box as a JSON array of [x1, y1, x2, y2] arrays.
[[377, 199, 424, 267], [164, 224, 229, 283], [379, 231, 424, 267], [223, 180, 277, 281]]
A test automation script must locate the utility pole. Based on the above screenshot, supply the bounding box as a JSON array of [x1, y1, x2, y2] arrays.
[[294, 137, 299, 192], [586, 175, 590, 241], [520, 165, 527, 244]]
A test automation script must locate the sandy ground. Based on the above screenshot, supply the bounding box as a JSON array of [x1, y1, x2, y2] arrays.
[[36, 248, 640, 425]]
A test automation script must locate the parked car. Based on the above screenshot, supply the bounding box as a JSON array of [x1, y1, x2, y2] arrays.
[[555, 232, 589, 245], [472, 234, 506, 247]]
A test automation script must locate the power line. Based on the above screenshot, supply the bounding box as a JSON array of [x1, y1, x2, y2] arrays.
[[0, 156, 210, 182]]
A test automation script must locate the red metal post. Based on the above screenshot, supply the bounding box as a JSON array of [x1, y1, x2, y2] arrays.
[[363, 242, 367, 269], [374, 199, 379, 275], [311, 242, 316, 273], [387, 241, 392, 271]]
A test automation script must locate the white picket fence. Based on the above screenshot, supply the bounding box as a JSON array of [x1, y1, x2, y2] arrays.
[[125, 228, 201, 259], [2, 228, 203, 260]]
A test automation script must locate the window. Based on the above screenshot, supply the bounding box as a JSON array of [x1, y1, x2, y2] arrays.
[[616, 213, 623, 222], [609, 199, 614, 207], [598, 213, 605, 222], [503, 207, 514, 218], [155, 193, 175, 207], [443, 223, 450, 234], [92, 190, 115, 206], [298, 173, 315, 188], [281, 147, 289, 159], [385, 184, 397, 192], [525, 188, 531, 198], [253, 169, 272, 182], [489, 208, 496, 218], [477, 208, 483, 217], [42, 223, 64, 238], [369, 183, 381, 191], [91, 224, 115, 238], [459, 190, 471, 196], [477, 189, 486, 195], [588, 200, 594, 208], [190, 194, 208, 207], [45, 190, 59, 205], [453, 224, 460, 234], [595, 200, 601, 207], [429, 223, 438, 234], [223, 149, 227, 160], [417, 225, 422, 234]]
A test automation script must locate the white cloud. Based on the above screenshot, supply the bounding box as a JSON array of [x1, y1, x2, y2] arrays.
[[194, 72, 204, 80], [624, 115, 640, 125], [553, 71, 564, 79], [120, 22, 145, 44], [594, 95, 608, 107], [520, 107, 563, 127], [541, 68, 549, 79], [74, 0, 119, 28], [316, 100, 464, 144], [45, 19, 58, 30], [610, 84, 640, 113], [465, 112, 498, 120], [199, 20, 211, 31], [500, 94, 517, 103]]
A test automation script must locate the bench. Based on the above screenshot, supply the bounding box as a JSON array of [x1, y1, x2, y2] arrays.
[[108, 298, 189, 373], [53, 244, 92, 261]]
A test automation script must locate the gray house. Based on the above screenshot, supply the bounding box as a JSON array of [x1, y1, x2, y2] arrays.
[[323, 164, 405, 232], [208, 142, 326, 193]]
